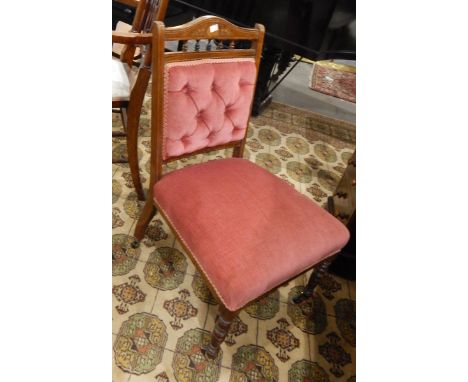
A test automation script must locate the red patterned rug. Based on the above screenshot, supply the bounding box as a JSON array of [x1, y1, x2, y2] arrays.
[[309, 62, 356, 103]]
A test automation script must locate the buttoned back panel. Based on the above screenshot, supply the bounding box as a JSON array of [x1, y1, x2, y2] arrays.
[[163, 58, 257, 160]]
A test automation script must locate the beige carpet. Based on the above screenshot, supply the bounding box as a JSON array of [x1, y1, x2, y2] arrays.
[[112, 98, 356, 382]]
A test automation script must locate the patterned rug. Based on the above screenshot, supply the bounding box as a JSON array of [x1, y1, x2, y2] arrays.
[[112, 93, 356, 381], [309, 62, 356, 103]]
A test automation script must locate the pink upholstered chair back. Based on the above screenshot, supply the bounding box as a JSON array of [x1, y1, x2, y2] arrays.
[[163, 58, 257, 160], [148, 16, 265, 185]]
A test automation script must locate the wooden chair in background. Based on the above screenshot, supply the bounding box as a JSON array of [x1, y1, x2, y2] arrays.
[[113, 0, 169, 66], [112, 0, 146, 64], [131, 16, 350, 359], [112, 0, 169, 201]]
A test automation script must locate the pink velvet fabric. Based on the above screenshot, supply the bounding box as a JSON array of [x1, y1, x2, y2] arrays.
[[163, 59, 256, 160], [154, 158, 350, 311]]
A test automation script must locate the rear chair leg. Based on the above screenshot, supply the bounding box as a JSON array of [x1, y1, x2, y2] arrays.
[[126, 113, 145, 201], [205, 305, 237, 360], [131, 200, 156, 248], [293, 259, 332, 304]]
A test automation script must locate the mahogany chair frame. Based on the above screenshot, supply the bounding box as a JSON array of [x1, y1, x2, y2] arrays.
[[130, 16, 333, 359], [112, 0, 169, 201], [133, 16, 265, 240]]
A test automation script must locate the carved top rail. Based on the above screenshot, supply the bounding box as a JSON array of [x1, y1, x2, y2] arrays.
[[163, 16, 261, 41], [155, 16, 264, 61]]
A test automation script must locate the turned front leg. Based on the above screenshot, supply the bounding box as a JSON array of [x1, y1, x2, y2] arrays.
[[205, 305, 237, 359], [293, 259, 332, 304]]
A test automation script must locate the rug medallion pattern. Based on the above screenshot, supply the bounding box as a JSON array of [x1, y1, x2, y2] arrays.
[[334, 299, 356, 347], [113, 99, 356, 381], [163, 289, 198, 330], [230, 345, 278, 382], [266, 318, 300, 362], [114, 313, 168, 375], [192, 272, 218, 306], [113, 275, 146, 314], [173, 328, 222, 382], [112, 234, 141, 276], [288, 360, 329, 382], [318, 332, 352, 378], [245, 291, 280, 320], [287, 286, 328, 335], [144, 247, 187, 290]]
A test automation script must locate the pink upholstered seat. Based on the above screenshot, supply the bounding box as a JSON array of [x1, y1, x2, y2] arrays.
[[154, 158, 350, 311]]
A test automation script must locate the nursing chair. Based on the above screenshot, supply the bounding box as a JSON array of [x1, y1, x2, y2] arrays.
[[131, 16, 350, 359], [112, 0, 169, 201]]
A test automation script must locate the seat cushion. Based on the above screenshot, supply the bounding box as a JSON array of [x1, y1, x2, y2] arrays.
[[154, 158, 350, 311], [112, 58, 130, 102]]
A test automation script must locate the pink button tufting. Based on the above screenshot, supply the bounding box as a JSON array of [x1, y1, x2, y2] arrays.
[[163, 58, 257, 160]]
